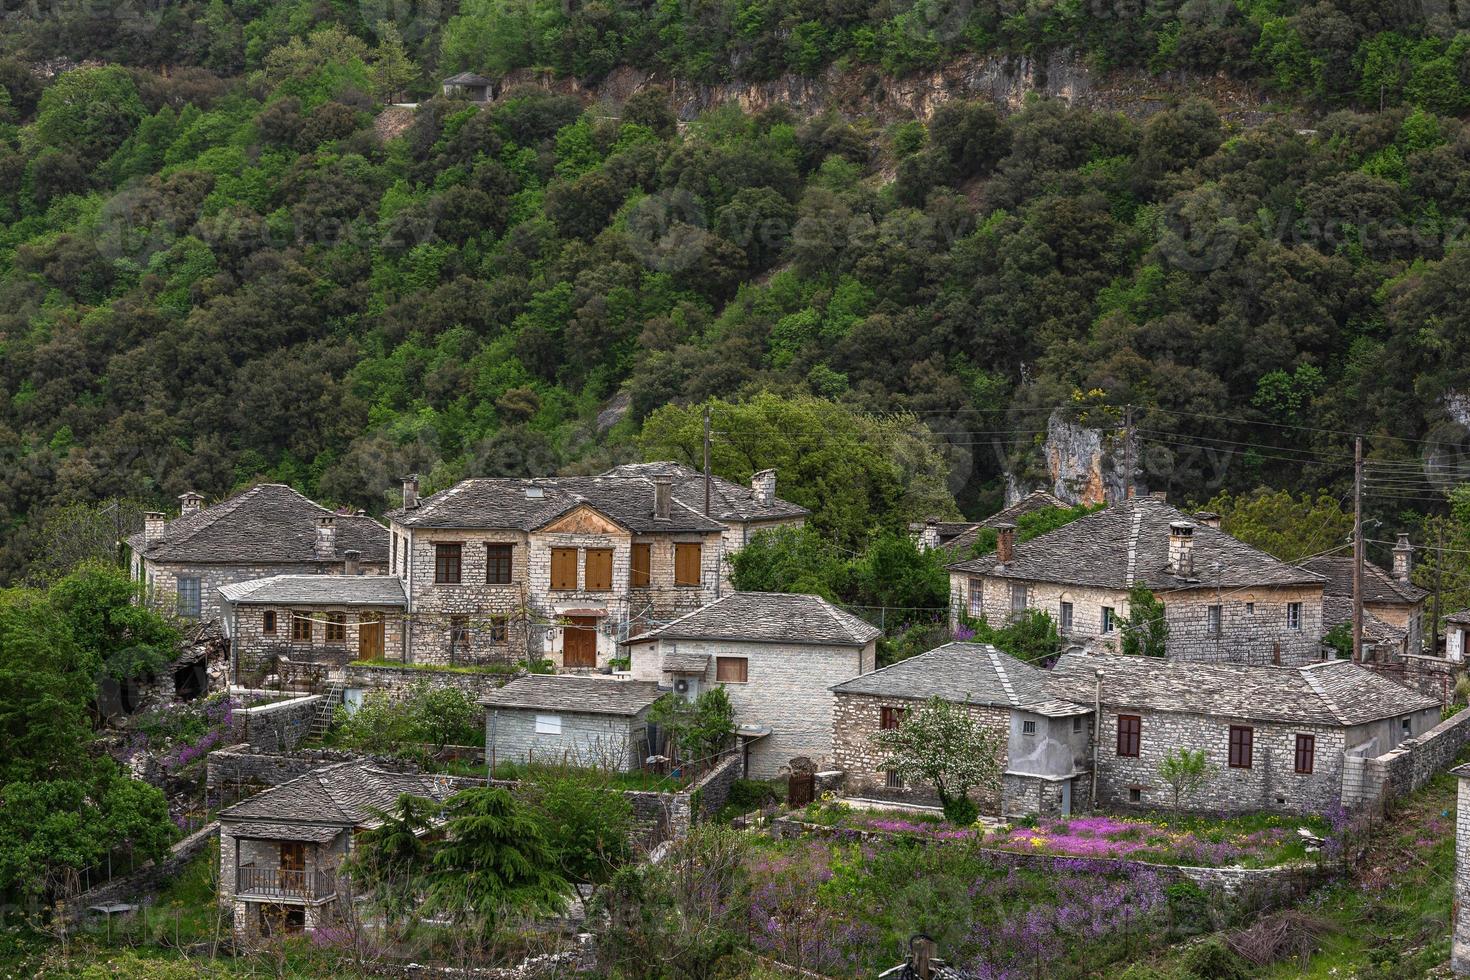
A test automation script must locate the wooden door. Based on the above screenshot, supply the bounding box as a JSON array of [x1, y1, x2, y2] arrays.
[[358, 612, 384, 659], [279, 841, 305, 872], [563, 617, 597, 668]]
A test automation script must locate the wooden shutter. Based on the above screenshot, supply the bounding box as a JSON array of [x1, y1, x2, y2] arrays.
[[325, 613, 346, 643], [292, 614, 312, 642], [1294, 733, 1314, 774], [550, 548, 578, 590], [1116, 715, 1140, 757], [715, 657, 748, 682], [585, 549, 613, 591], [880, 706, 906, 730], [630, 543, 652, 588], [674, 543, 702, 586], [1229, 726, 1253, 768]]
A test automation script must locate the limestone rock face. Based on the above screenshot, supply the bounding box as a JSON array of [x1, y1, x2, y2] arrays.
[[1009, 410, 1137, 507]]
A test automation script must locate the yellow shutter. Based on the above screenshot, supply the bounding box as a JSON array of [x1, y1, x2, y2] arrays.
[[585, 549, 613, 591], [551, 548, 577, 590]]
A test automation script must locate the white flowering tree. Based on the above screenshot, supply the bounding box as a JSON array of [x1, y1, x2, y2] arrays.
[[874, 696, 1002, 825]]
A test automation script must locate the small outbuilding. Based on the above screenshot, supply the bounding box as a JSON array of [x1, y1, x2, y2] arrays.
[[441, 71, 493, 102], [481, 674, 666, 772]]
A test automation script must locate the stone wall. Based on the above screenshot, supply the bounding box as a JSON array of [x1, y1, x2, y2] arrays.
[[1001, 771, 1092, 818], [1362, 654, 1464, 704], [630, 638, 876, 779], [486, 705, 649, 771], [138, 558, 385, 625], [1094, 709, 1347, 815], [1453, 773, 1470, 975], [231, 603, 406, 680], [624, 752, 743, 848], [206, 744, 387, 808], [227, 693, 323, 752], [831, 691, 1009, 810], [1341, 706, 1470, 811], [342, 661, 513, 705], [61, 822, 220, 925]]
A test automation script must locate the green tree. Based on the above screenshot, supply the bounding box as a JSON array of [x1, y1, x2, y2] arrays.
[[524, 769, 633, 895], [1119, 583, 1169, 658], [1157, 748, 1212, 809], [1206, 489, 1353, 564], [347, 793, 437, 934], [49, 561, 180, 683], [370, 21, 418, 103], [34, 66, 146, 166], [875, 696, 1002, 825], [650, 687, 735, 762], [727, 525, 846, 598], [963, 610, 1060, 664], [0, 589, 95, 784], [427, 786, 569, 929], [845, 531, 950, 612]]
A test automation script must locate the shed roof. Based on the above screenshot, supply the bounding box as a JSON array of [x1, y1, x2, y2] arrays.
[[443, 71, 493, 85], [480, 675, 665, 715], [218, 574, 407, 607], [1046, 651, 1436, 727], [127, 484, 388, 565], [625, 592, 881, 647], [947, 497, 1323, 591]]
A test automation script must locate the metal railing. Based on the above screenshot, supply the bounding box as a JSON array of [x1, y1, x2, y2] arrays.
[[236, 866, 336, 900]]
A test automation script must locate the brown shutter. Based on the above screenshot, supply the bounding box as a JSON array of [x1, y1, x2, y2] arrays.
[[551, 548, 578, 590], [630, 543, 652, 588], [585, 549, 613, 591], [715, 657, 748, 682], [675, 543, 702, 586]]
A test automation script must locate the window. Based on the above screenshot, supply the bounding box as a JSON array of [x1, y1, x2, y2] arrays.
[[1116, 715, 1141, 757], [716, 657, 748, 683], [1010, 583, 1028, 616], [886, 769, 903, 789], [535, 714, 562, 735], [1245, 601, 1255, 616], [1022, 719, 1037, 735], [485, 544, 513, 584], [391, 534, 397, 574], [968, 578, 985, 617], [176, 577, 201, 619], [880, 706, 906, 730], [550, 548, 578, 590], [262, 610, 277, 635], [1206, 604, 1222, 637], [1059, 601, 1074, 631], [325, 612, 346, 643], [1229, 726, 1254, 769], [489, 615, 508, 644], [291, 613, 312, 642], [1294, 734, 1315, 775], [449, 615, 469, 658], [674, 543, 702, 586], [1287, 602, 1302, 630], [434, 542, 462, 584], [1102, 607, 1116, 634], [1072, 715, 1084, 734], [1401, 717, 1412, 736], [1128, 787, 1142, 803], [584, 548, 614, 591], [630, 543, 652, 588]]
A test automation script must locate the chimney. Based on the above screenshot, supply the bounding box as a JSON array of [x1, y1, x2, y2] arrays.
[[316, 516, 336, 560], [343, 549, 360, 576], [178, 490, 204, 516], [1150, 490, 1168, 501], [995, 522, 1016, 564], [1126, 485, 1136, 499], [918, 517, 941, 552], [653, 476, 672, 520], [144, 511, 166, 544], [1392, 532, 1413, 584], [1194, 511, 1221, 530], [1168, 521, 1195, 577], [751, 468, 776, 506], [402, 474, 420, 510]]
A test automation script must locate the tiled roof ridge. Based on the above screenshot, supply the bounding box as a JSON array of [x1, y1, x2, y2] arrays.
[[989, 647, 1019, 704], [222, 760, 358, 822], [1298, 661, 1351, 725]]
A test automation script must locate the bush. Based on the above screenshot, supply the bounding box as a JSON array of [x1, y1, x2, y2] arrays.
[[1166, 880, 1211, 936], [1181, 937, 1251, 980], [941, 795, 979, 826], [726, 779, 777, 812]]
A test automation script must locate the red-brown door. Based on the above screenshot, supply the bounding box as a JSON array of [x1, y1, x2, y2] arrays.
[[563, 617, 598, 668]]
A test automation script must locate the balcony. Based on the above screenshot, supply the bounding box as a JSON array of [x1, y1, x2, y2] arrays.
[[236, 866, 337, 902]]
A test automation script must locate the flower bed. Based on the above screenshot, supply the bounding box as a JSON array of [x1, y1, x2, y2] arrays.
[[802, 803, 1328, 868]]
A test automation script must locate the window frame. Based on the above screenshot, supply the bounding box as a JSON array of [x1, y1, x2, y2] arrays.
[[1021, 719, 1037, 736], [262, 610, 277, 635], [291, 613, 313, 643], [434, 542, 463, 585], [550, 547, 578, 591], [1116, 714, 1141, 757], [1294, 733, 1315, 775], [535, 714, 562, 736], [325, 612, 346, 643], [1228, 725, 1254, 769], [879, 706, 906, 730], [968, 578, 985, 617], [489, 615, 508, 644], [1059, 600, 1074, 631], [176, 576, 202, 619], [584, 548, 614, 592], [449, 614, 469, 657], [1102, 606, 1116, 634], [674, 543, 703, 587], [1010, 582, 1028, 616], [715, 656, 748, 683], [1206, 604, 1222, 637], [1287, 601, 1302, 630], [485, 543, 513, 585]]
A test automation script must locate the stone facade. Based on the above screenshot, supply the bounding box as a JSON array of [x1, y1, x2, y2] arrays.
[[1454, 768, 1470, 975], [218, 824, 348, 943], [629, 637, 876, 779], [229, 603, 405, 681], [393, 518, 723, 669], [227, 694, 323, 753], [1342, 706, 1470, 811], [341, 661, 513, 707], [485, 703, 656, 771], [136, 557, 384, 626], [952, 573, 1325, 665]]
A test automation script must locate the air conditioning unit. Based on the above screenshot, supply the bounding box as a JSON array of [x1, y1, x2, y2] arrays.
[[672, 676, 700, 700]]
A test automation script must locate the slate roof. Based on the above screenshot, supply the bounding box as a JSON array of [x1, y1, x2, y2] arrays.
[[387, 476, 726, 533], [127, 484, 389, 565], [830, 642, 1089, 715], [1447, 609, 1470, 627], [624, 592, 882, 647], [947, 497, 1324, 591], [1046, 651, 1436, 727], [1321, 596, 1407, 645], [1301, 555, 1428, 605], [218, 575, 407, 607], [600, 461, 809, 523], [662, 651, 711, 673], [933, 490, 1069, 557], [219, 761, 459, 827], [480, 675, 665, 715], [443, 71, 493, 85]]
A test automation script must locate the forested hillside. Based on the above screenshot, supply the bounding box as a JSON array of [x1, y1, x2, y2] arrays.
[[2, 0, 1470, 580]]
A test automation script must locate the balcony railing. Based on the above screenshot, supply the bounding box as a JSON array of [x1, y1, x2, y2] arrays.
[[236, 866, 337, 900]]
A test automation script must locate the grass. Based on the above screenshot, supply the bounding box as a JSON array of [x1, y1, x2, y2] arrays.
[[490, 760, 682, 792], [346, 658, 518, 675]]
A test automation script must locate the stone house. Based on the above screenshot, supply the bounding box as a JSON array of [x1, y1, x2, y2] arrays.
[[830, 642, 1093, 818], [441, 71, 494, 101], [218, 573, 408, 685], [624, 592, 881, 778], [600, 461, 808, 586], [912, 490, 1067, 557], [218, 760, 457, 943], [385, 474, 726, 669], [1449, 610, 1470, 662], [126, 484, 389, 624], [1303, 537, 1427, 661], [481, 674, 666, 771], [947, 495, 1327, 666], [1047, 651, 1440, 815]]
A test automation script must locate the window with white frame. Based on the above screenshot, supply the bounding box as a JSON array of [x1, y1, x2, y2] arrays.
[[1059, 601, 1074, 631], [1287, 602, 1302, 630], [968, 578, 984, 617], [535, 714, 562, 735], [176, 577, 201, 618], [1101, 606, 1115, 633], [1206, 604, 1222, 637]]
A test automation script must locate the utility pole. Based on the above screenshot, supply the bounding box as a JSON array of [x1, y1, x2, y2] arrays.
[[702, 405, 712, 517], [1352, 435, 1363, 663], [1433, 522, 1444, 656], [1122, 404, 1134, 502]]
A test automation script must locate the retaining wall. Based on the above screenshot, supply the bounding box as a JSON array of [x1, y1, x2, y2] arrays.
[[342, 662, 514, 704], [1341, 705, 1470, 811], [62, 822, 219, 924], [226, 692, 323, 752]]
